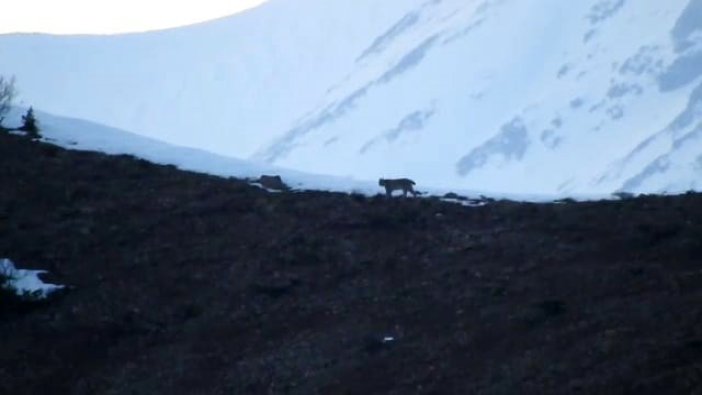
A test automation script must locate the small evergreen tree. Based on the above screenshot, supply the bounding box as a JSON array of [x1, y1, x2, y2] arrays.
[[20, 107, 40, 139]]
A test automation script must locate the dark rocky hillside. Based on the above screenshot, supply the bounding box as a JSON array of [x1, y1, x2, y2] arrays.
[[1, 132, 701, 394]]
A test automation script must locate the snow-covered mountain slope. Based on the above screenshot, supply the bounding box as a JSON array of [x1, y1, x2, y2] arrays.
[[0, 0, 419, 157], [1, 0, 701, 194]]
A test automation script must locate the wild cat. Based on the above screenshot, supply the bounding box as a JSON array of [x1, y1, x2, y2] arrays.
[[378, 178, 418, 197]]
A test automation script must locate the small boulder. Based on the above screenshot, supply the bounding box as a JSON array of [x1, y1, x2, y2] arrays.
[[258, 175, 289, 191]]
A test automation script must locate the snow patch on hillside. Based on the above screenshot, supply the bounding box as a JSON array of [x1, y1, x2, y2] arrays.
[[0, 258, 64, 299]]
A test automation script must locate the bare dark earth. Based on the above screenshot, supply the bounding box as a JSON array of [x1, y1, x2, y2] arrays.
[[1, 132, 701, 394]]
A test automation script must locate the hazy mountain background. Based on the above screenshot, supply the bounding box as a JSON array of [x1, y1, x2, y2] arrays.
[[1, 0, 700, 194]]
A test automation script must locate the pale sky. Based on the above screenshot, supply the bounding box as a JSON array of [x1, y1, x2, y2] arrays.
[[0, 0, 268, 35]]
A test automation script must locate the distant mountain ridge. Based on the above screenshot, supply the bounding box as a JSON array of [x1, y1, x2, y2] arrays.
[[1, 0, 700, 193]]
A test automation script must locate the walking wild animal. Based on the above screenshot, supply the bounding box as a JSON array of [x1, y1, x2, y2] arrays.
[[379, 178, 418, 197]]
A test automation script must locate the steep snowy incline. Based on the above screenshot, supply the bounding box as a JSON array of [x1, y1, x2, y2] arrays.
[[254, 0, 702, 194], [1, 0, 701, 194], [0, 0, 426, 157]]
